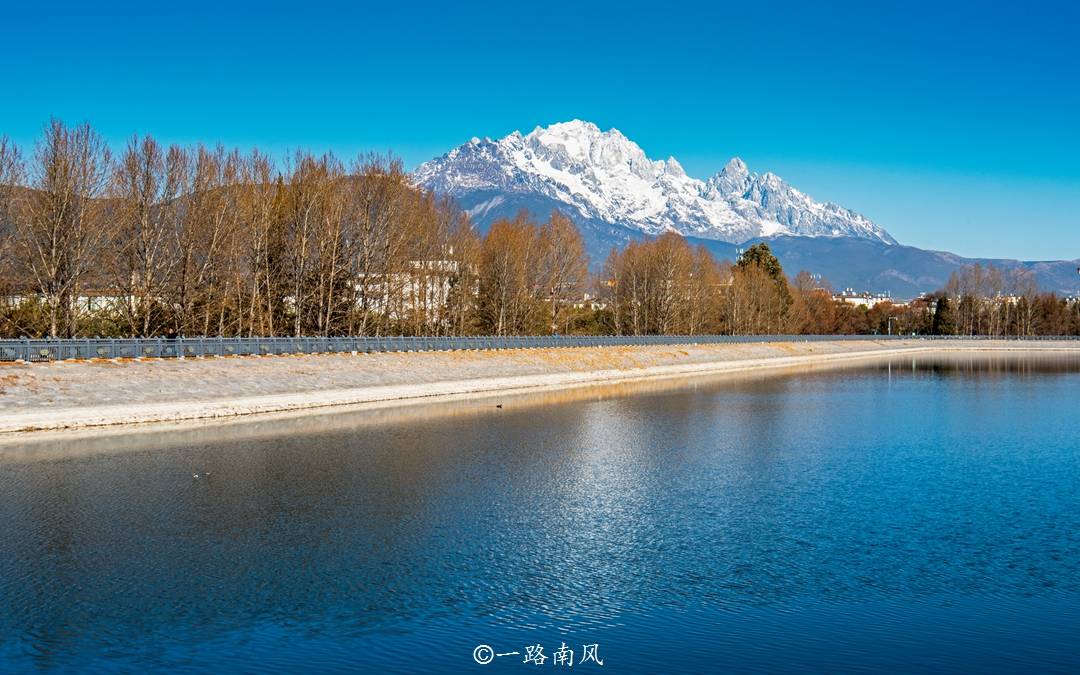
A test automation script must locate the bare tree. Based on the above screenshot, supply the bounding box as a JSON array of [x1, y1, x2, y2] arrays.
[[0, 137, 24, 335], [235, 151, 280, 336], [345, 155, 412, 336], [110, 136, 186, 335], [537, 211, 588, 334], [601, 233, 726, 336], [171, 145, 241, 335], [14, 120, 112, 337], [477, 212, 542, 335], [0, 137, 22, 281]]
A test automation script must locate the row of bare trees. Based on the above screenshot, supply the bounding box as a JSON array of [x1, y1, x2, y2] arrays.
[[603, 233, 727, 335], [788, 264, 1080, 337], [601, 240, 1080, 337], [474, 212, 589, 335], [1, 122, 111, 337], [944, 263, 1040, 337], [2, 121, 1078, 339], [0, 121, 598, 338], [602, 238, 827, 336], [0, 121, 487, 337], [937, 264, 1080, 337]]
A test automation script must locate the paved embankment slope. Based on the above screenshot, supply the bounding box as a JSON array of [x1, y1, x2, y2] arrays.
[[0, 339, 1075, 433]]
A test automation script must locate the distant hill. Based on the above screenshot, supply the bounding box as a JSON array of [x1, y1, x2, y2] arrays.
[[687, 236, 1080, 300]]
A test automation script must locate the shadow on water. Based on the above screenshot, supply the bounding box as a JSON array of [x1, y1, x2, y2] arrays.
[[2, 350, 1080, 672]]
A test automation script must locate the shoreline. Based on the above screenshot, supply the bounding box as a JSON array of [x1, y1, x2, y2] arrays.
[[2, 340, 1078, 435]]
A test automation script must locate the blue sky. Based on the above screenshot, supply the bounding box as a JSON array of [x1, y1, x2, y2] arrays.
[[2, 1, 1077, 260]]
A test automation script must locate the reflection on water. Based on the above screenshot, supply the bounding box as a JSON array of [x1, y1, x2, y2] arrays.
[[2, 352, 1080, 673]]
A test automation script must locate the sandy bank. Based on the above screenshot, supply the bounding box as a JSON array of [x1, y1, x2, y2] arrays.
[[1, 339, 1076, 434]]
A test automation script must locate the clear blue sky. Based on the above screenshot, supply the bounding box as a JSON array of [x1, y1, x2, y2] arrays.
[[2, 1, 1077, 260]]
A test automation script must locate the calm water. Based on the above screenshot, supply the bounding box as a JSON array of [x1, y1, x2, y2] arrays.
[[2, 354, 1080, 673]]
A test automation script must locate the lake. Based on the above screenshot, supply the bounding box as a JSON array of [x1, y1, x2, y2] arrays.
[[2, 353, 1080, 673]]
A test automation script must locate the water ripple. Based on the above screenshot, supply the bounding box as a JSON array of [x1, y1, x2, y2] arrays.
[[2, 354, 1080, 672]]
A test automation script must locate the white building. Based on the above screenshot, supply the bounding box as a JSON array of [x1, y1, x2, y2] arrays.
[[356, 259, 468, 321], [833, 288, 893, 309], [572, 293, 607, 311]]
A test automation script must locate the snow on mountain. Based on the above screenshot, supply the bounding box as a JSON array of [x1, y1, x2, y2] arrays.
[[412, 120, 896, 245]]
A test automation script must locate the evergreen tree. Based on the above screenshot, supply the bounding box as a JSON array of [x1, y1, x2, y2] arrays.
[[735, 242, 784, 282], [932, 295, 956, 335], [734, 241, 791, 309]]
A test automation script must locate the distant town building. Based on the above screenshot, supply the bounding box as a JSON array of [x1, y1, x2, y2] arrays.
[[356, 258, 466, 321], [78, 293, 132, 314], [572, 293, 606, 311], [832, 288, 893, 309], [0, 294, 30, 309], [0, 293, 132, 313]]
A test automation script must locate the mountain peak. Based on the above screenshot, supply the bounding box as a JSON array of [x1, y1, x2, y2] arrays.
[[723, 157, 749, 176], [412, 122, 896, 246], [708, 157, 754, 198], [524, 120, 608, 155], [532, 119, 601, 135], [665, 157, 686, 177]]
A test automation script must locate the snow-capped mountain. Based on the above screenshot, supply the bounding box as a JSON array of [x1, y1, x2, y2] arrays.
[[413, 120, 896, 245]]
